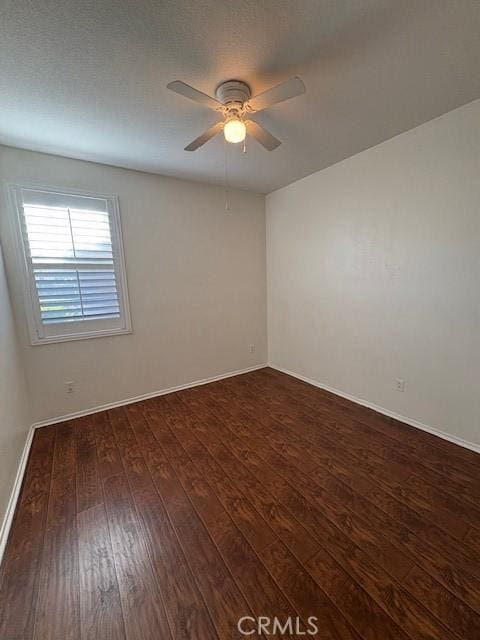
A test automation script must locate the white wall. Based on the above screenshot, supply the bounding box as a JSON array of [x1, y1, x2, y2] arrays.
[[1, 99, 479, 453], [267, 99, 480, 447], [0, 242, 30, 529], [0, 146, 267, 422]]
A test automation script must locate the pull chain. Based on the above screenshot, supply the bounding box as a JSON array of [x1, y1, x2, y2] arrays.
[[224, 138, 229, 213], [224, 131, 247, 212]]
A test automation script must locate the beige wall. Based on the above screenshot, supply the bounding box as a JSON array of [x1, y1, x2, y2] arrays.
[[267, 99, 480, 447], [0, 242, 30, 528], [0, 146, 267, 422]]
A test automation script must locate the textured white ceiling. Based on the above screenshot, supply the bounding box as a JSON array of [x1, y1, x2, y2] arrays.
[[1, 1, 480, 193]]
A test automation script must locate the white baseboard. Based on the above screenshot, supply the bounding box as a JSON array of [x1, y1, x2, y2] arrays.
[[4, 359, 475, 567], [268, 363, 480, 455], [0, 363, 268, 566], [0, 424, 36, 564], [33, 363, 268, 428]]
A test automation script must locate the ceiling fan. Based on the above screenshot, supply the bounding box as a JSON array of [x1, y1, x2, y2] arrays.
[[167, 77, 306, 151]]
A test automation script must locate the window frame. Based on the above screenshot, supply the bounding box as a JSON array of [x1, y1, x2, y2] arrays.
[[8, 182, 132, 345]]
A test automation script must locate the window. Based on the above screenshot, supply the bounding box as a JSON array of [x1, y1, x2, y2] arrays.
[[9, 184, 132, 344]]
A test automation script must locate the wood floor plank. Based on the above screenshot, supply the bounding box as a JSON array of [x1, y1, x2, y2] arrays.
[[218, 376, 480, 569], [16, 424, 55, 483], [261, 366, 480, 469], [161, 436, 301, 637], [303, 544, 414, 640], [308, 465, 480, 612], [142, 412, 254, 639], [402, 564, 480, 640], [2, 369, 479, 640], [403, 474, 480, 543], [244, 368, 476, 472], [195, 385, 415, 580], [154, 395, 277, 555], [133, 483, 219, 640], [255, 369, 480, 503], [122, 408, 220, 639], [195, 384, 480, 626], [465, 527, 480, 550], [308, 538, 459, 640], [93, 412, 123, 479], [102, 472, 173, 640], [230, 371, 479, 508], [260, 540, 362, 640], [75, 419, 102, 513], [77, 504, 126, 640], [34, 422, 80, 640], [108, 408, 152, 492], [237, 445, 461, 640], [178, 397, 319, 563], [0, 426, 55, 640], [179, 391, 321, 564]]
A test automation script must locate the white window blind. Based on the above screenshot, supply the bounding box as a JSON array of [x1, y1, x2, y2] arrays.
[[10, 185, 132, 344]]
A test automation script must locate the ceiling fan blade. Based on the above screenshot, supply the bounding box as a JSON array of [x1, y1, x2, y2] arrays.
[[247, 76, 306, 112], [167, 81, 222, 110], [184, 121, 224, 151], [246, 120, 281, 151]]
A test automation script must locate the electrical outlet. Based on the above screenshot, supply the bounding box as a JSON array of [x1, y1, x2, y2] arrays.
[[65, 381, 75, 394], [395, 378, 406, 392], [249, 344, 255, 354]]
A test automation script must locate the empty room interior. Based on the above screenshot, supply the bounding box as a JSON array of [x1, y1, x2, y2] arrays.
[[1, 1, 480, 638]]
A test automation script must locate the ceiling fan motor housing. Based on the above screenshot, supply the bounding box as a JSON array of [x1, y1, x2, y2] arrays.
[[215, 80, 251, 106]]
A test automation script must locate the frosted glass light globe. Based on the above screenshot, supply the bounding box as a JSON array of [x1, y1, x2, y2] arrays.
[[224, 118, 246, 143]]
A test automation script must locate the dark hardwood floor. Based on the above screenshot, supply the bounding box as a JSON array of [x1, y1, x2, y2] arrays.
[[1, 367, 479, 639]]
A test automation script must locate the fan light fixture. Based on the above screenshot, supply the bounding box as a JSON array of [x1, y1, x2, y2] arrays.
[[167, 77, 306, 151], [223, 118, 246, 143]]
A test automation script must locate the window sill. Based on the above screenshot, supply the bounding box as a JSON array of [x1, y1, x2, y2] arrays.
[[30, 326, 133, 346]]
